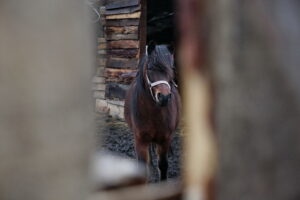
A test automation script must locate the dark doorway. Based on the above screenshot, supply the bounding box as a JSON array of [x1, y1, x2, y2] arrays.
[[147, 0, 175, 45]]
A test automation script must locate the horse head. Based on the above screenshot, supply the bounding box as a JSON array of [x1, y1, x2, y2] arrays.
[[143, 42, 176, 107]]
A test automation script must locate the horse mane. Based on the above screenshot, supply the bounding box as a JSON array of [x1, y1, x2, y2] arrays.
[[148, 45, 174, 79], [131, 55, 147, 123], [136, 55, 147, 92]]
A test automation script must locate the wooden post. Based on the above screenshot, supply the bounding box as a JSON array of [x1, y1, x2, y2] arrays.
[[0, 0, 94, 200], [178, 0, 217, 200]]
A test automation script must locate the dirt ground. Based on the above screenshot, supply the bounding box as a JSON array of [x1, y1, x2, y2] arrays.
[[95, 113, 182, 183]]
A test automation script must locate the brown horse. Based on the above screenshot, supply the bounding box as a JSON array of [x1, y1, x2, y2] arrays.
[[124, 43, 181, 181]]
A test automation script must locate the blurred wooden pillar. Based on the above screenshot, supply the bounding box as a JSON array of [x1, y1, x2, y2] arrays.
[[178, 0, 217, 200], [0, 0, 94, 200], [209, 0, 300, 199]]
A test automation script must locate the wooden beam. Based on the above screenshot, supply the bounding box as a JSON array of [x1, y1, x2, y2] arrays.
[[107, 40, 139, 49], [98, 37, 106, 43], [108, 49, 139, 58], [107, 26, 138, 34], [107, 57, 138, 69], [106, 0, 139, 10], [105, 68, 137, 84], [105, 5, 140, 15], [106, 19, 139, 26], [98, 43, 107, 49], [106, 12, 141, 20], [107, 33, 138, 41]]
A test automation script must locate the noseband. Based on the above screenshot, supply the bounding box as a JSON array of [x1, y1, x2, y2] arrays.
[[146, 73, 171, 102]]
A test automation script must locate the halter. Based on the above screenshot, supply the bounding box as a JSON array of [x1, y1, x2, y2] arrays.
[[146, 72, 172, 102]]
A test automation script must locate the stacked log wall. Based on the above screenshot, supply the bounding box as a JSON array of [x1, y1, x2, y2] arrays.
[[94, 0, 144, 118]]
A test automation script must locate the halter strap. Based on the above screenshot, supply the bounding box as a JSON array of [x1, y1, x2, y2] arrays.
[[146, 73, 171, 102], [147, 77, 171, 89]]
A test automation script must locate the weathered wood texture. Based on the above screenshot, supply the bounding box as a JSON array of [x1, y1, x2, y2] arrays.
[[107, 33, 138, 41], [107, 57, 138, 69], [106, 12, 141, 20], [98, 37, 106, 43], [211, 1, 300, 200], [108, 49, 139, 58], [105, 83, 130, 100], [107, 40, 139, 49], [98, 43, 107, 49], [105, 68, 137, 83], [106, 0, 139, 10], [107, 26, 138, 34], [106, 19, 139, 26], [105, 5, 140, 15], [0, 0, 94, 200], [106, 26, 139, 41], [95, 0, 142, 104]]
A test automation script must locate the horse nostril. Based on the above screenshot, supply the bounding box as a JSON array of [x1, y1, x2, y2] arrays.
[[157, 93, 162, 100], [167, 94, 171, 100], [157, 93, 171, 106]]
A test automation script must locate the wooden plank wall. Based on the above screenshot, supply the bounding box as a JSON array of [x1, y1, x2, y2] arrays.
[[95, 0, 143, 118]]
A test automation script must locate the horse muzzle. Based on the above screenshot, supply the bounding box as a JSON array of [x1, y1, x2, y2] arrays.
[[157, 93, 171, 107]]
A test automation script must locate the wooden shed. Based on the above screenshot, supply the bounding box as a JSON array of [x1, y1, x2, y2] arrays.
[[94, 0, 175, 118]]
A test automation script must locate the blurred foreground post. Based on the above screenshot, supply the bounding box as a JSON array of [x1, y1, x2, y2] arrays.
[[178, 0, 217, 200], [0, 0, 94, 200], [210, 0, 300, 199]]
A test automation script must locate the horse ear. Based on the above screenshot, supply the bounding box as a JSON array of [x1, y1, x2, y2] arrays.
[[167, 43, 175, 54], [147, 41, 156, 55]]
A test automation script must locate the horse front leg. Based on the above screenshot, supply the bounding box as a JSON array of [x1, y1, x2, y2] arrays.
[[157, 140, 171, 181], [134, 137, 150, 180]]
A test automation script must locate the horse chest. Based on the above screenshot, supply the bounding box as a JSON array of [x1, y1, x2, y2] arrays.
[[137, 103, 176, 132]]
